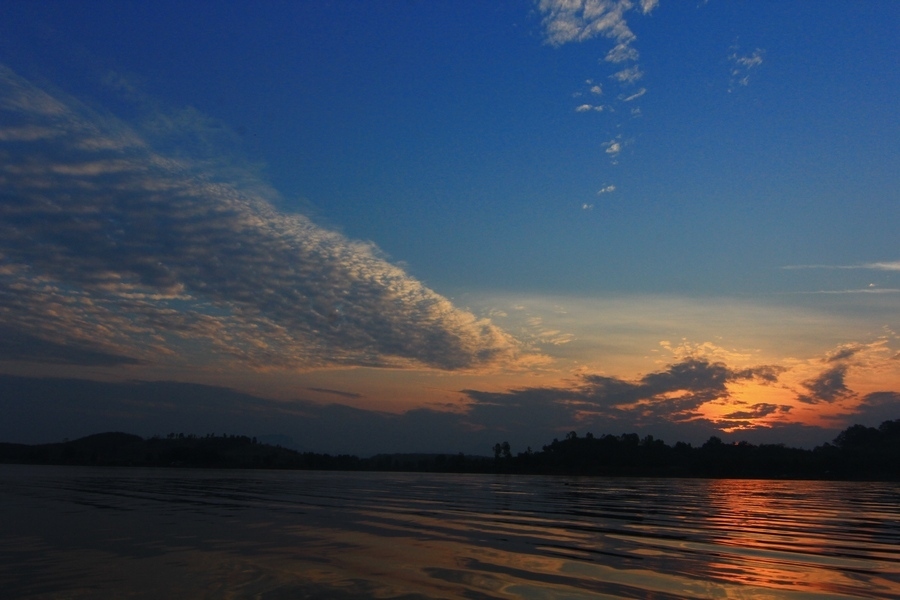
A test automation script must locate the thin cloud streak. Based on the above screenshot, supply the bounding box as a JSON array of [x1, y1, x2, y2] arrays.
[[783, 261, 900, 271], [0, 66, 520, 372], [798, 289, 900, 295], [307, 387, 363, 400]]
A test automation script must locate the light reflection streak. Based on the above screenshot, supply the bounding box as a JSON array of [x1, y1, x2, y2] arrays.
[[692, 479, 900, 597]]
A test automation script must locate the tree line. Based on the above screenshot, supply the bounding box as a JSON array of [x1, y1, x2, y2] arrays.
[[489, 420, 900, 480], [1, 420, 898, 480]]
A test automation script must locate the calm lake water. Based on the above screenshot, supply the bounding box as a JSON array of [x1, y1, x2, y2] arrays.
[[1, 465, 898, 599]]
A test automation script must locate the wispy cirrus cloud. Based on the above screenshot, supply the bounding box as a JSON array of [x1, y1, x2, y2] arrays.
[[728, 45, 764, 91], [728, 47, 764, 78], [781, 260, 900, 295], [865, 262, 900, 271], [620, 87, 646, 102], [307, 387, 363, 400], [783, 261, 900, 271], [0, 65, 519, 372], [798, 288, 900, 295]]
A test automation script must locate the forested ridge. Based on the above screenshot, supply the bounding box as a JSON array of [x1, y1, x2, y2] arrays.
[[1, 419, 898, 480]]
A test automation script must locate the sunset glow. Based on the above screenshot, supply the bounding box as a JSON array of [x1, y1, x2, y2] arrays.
[[1, 2, 898, 455]]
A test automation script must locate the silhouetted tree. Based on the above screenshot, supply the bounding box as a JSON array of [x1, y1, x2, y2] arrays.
[[834, 424, 879, 449]]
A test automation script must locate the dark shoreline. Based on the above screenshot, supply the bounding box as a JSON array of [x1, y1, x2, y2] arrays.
[[2, 419, 899, 481]]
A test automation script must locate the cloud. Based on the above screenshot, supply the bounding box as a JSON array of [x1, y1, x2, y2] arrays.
[[733, 51, 763, 69], [606, 42, 639, 63], [0, 373, 394, 452], [464, 357, 786, 432], [783, 260, 900, 271], [851, 391, 900, 426], [731, 365, 786, 383], [797, 365, 854, 404], [307, 387, 363, 400], [620, 87, 646, 102], [858, 391, 900, 408], [603, 137, 624, 160], [0, 325, 143, 366], [781, 261, 900, 294], [540, 2, 652, 187], [825, 344, 864, 363], [798, 288, 900, 295], [538, 0, 641, 48], [596, 184, 616, 195], [722, 403, 792, 420], [611, 65, 644, 84], [0, 65, 519, 372], [0, 372, 851, 453], [865, 261, 900, 271], [504, 310, 580, 349], [728, 46, 764, 91]]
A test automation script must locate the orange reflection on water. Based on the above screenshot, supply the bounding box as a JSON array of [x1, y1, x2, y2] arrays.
[[3, 468, 898, 599], [697, 478, 900, 598]]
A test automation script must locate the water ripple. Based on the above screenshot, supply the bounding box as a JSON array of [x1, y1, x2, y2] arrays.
[[1, 466, 898, 599]]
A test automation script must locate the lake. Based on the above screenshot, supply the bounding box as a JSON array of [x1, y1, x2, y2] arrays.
[[1, 466, 898, 599]]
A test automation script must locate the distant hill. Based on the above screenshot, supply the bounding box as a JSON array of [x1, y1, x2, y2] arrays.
[[0, 432, 360, 470], [2, 419, 898, 480]]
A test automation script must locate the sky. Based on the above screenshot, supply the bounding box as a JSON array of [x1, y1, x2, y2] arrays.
[[1, 1, 898, 456]]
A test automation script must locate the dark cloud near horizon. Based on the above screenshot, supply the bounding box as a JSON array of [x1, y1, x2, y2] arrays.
[[798, 365, 853, 404], [307, 387, 363, 400], [850, 391, 900, 426], [0, 65, 518, 372], [0, 325, 142, 366], [464, 358, 787, 434], [722, 403, 792, 420], [0, 374, 844, 454], [0, 373, 540, 455]]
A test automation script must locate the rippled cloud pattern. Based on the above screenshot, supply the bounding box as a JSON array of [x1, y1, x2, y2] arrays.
[[0, 66, 518, 372]]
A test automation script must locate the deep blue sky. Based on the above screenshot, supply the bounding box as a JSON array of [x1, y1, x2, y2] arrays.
[[1, 1, 898, 454]]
